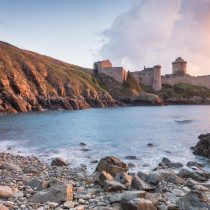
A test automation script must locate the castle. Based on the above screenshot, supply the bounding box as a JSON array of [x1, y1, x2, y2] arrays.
[[93, 60, 128, 83], [93, 58, 210, 91]]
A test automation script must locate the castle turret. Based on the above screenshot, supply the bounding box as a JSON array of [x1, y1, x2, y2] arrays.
[[172, 57, 187, 75], [153, 65, 162, 91]]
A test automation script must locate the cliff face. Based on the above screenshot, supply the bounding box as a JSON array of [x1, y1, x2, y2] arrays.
[[0, 41, 117, 113]]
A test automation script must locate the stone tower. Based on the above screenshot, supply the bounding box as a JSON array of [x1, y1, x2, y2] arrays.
[[172, 57, 187, 75], [153, 65, 162, 91]]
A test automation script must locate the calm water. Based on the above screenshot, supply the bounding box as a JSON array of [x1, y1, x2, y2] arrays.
[[0, 105, 210, 172]]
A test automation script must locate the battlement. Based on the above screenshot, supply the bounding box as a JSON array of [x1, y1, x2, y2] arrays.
[[132, 65, 162, 91]]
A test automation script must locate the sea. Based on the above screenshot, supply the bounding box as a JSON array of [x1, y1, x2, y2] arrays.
[[0, 105, 210, 172]]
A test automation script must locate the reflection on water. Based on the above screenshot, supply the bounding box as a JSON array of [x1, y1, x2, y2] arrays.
[[0, 105, 210, 172]]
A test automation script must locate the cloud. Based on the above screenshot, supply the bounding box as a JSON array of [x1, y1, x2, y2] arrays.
[[99, 0, 210, 75]]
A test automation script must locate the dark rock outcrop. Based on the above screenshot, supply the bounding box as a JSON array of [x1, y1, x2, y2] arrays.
[[193, 133, 210, 158]]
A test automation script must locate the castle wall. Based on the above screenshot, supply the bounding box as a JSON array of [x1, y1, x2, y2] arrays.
[[162, 75, 210, 89], [98, 67, 128, 83]]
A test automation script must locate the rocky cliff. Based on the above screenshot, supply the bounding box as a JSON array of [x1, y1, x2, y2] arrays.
[[0, 41, 162, 113]]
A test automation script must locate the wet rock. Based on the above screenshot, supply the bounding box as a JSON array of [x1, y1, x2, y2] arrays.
[[80, 143, 87, 146], [91, 160, 98, 164], [103, 180, 126, 192], [30, 183, 73, 204], [125, 156, 138, 160], [177, 168, 208, 182], [193, 133, 210, 158], [179, 190, 210, 209], [121, 198, 157, 210], [160, 158, 183, 169], [147, 143, 154, 147], [187, 161, 204, 168], [165, 175, 185, 185], [98, 171, 114, 186], [51, 157, 67, 166], [131, 175, 155, 191], [95, 156, 128, 176], [0, 162, 21, 171], [81, 148, 91, 152], [128, 163, 136, 169], [0, 186, 14, 198]]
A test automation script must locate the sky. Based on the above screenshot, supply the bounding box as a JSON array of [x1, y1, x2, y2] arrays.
[[0, 0, 210, 75]]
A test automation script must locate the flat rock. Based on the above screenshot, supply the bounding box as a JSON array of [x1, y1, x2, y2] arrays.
[[108, 191, 146, 203], [30, 183, 73, 204], [121, 198, 157, 210], [103, 180, 126, 192]]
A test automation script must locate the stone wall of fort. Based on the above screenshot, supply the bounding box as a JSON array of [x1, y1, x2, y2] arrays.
[[162, 75, 210, 89], [100, 67, 128, 83], [132, 66, 162, 91], [93, 60, 128, 83]]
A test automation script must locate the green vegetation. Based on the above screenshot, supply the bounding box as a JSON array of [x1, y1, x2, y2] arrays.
[[154, 83, 210, 102], [122, 71, 142, 95]]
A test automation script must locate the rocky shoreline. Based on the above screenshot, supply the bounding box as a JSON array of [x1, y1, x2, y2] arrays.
[[0, 136, 210, 210]]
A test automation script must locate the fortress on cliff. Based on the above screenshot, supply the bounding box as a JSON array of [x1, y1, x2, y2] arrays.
[[93, 58, 210, 91]]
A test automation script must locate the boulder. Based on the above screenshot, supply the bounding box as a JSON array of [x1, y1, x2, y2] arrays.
[[131, 175, 155, 191], [0, 204, 9, 210], [121, 198, 157, 210], [98, 171, 113, 186], [115, 172, 133, 186], [147, 169, 175, 185], [0, 186, 14, 198], [0, 162, 21, 171], [177, 168, 208, 182], [30, 183, 73, 204], [160, 158, 183, 169], [179, 191, 210, 209], [27, 179, 48, 191], [193, 133, 210, 158], [51, 158, 67, 166], [103, 180, 126, 192], [95, 156, 128, 176], [187, 161, 204, 168]]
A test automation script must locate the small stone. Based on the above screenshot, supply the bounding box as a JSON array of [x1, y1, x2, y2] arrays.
[[51, 157, 67, 166], [125, 156, 138, 160], [0, 186, 14, 198], [63, 201, 75, 208], [47, 201, 59, 208]]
